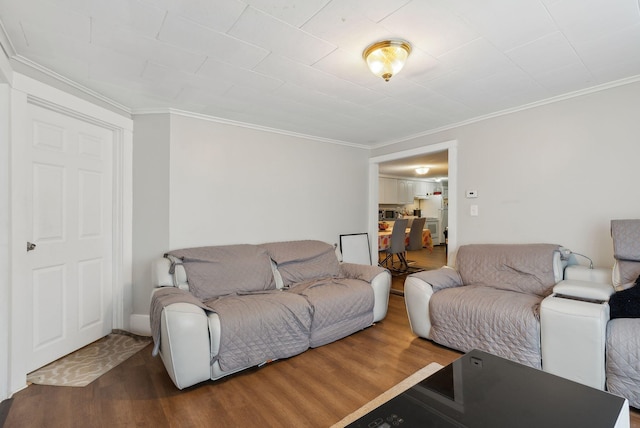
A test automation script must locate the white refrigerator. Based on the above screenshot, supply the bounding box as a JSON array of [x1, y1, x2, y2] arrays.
[[418, 195, 446, 245]]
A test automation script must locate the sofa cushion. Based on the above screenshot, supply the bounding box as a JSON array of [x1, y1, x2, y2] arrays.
[[205, 291, 312, 372], [429, 285, 543, 368], [456, 244, 560, 297], [167, 244, 275, 300], [260, 240, 340, 286], [289, 278, 374, 347]]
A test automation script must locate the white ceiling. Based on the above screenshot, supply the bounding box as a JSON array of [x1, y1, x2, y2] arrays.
[[1, 0, 640, 147], [379, 150, 448, 180]]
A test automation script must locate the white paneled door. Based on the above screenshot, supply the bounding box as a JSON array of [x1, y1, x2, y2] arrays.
[[24, 104, 113, 372]]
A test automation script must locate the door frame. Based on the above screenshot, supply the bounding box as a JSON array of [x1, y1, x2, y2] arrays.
[[369, 140, 458, 265], [8, 74, 133, 395]]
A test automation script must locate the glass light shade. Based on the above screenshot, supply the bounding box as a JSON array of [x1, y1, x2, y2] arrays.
[[363, 40, 412, 82], [415, 167, 430, 175]]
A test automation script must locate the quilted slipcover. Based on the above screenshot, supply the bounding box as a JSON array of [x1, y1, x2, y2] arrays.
[[153, 240, 381, 376], [429, 285, 543, 368], [606, 318, 640, 408], [289, 278, 374, 348], [205, 291, 313, 372], [426, 244, 560, 369], [167, 245, 275, 300]]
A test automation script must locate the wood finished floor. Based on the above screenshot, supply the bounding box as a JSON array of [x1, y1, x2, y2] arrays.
[[5, 294, 461, 428], [386, 244, 448, 294], [4, 261, 640, 427]]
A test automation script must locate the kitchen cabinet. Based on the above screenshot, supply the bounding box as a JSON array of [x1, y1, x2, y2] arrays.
[[414, 181, 436, 198], [397, 180, 414, 204], [380, 178, 414, 204], [379, 177, 398, 204], [404, 180, 414, 204]]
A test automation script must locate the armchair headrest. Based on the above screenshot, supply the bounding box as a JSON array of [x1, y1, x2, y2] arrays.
[[611, 219, 640, 262]]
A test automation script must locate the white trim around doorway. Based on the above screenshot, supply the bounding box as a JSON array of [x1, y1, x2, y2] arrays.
[[369, 140, 457, 266]]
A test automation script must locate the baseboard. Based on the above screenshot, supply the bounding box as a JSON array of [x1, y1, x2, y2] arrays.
[[129, 314, 151, 337]]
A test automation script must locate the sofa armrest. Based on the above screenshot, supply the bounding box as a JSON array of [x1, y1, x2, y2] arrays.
[[339, 263, 391, 322], [370, 270, 391, 322], [159, 302, 211, 389], [404, 276, 435, 339], [404, 267, 463, 339], [339, 262, 386, 282]]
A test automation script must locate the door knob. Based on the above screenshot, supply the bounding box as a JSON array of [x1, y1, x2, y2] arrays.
[[27, 242, 36, 252]]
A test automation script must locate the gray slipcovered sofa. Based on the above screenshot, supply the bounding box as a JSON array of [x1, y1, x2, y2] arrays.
[[404, 243, 567, 369], [150, 240, 391, 389]]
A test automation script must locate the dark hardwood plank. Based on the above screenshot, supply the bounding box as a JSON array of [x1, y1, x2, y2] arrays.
[[5, 293, 639, 427], [0, 398, 12, 427]]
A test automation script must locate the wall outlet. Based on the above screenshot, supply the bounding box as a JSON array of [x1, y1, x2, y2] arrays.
[[466, 190, 478, 198]]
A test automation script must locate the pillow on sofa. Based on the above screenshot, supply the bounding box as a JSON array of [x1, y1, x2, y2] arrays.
[[260, 240, 340, 286], [166, 244, 276, 300]]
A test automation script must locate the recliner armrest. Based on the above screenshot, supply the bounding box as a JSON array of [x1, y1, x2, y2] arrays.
[[407, 266, 463, 292], [553, 279, 615, 302], [563, 265, 612, 284], [404, 267, 462, 339]]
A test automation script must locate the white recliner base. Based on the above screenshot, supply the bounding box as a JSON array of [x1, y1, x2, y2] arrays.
[[540, 277, 615, 390]]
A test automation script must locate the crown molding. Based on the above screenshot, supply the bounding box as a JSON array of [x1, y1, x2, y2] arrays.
[[132, 108, 372, 150], [10, 54, 132, 117], [374, 74, 640, 149], [0, 19, 15, 59]]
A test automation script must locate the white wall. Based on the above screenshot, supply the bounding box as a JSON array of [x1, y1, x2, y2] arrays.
[[131, 113, 171, 320], [130, 112, 370, 315], [373, 81, 640, 268]]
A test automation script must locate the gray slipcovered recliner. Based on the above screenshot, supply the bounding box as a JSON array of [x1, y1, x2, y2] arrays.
[[605, 220, 640, 408], [404, 243, 568, 369]]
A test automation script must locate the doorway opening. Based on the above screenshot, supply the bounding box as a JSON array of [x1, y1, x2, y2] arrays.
[[369, 140, 457, 293]]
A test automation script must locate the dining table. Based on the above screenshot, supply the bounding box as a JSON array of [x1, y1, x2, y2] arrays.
[[378, 228, 433, 252]]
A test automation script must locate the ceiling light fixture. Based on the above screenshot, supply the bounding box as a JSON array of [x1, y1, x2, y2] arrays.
[[363, 40, 412, 82], [415, 167, 430, 175]]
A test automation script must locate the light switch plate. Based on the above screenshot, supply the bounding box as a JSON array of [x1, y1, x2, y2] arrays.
[[470, 205, 478, 216]]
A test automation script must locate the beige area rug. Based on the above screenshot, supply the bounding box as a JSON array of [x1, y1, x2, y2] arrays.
[[27, 333, 151, 387], [331, 362, 444, 427]]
